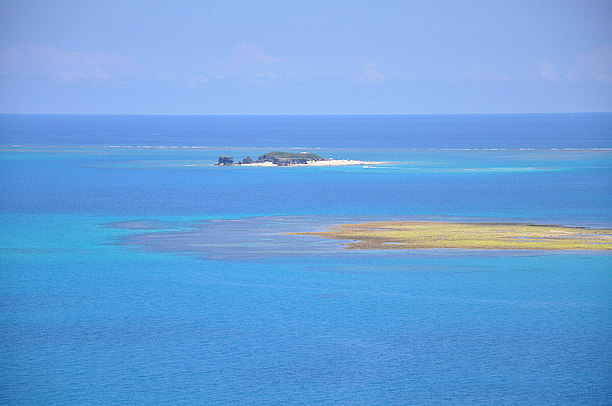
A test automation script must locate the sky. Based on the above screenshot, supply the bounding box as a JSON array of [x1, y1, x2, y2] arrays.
[[0, 0, 611, 114]]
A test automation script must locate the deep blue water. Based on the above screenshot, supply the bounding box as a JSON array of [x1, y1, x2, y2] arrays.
[[1, 113, 612, 148], [1, 115, 611, 404]]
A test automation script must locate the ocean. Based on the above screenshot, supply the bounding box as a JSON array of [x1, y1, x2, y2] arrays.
[[1, 114, 611, 404]]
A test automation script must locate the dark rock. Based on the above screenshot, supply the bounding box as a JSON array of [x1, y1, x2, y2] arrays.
[[217, 156, 234, 165]]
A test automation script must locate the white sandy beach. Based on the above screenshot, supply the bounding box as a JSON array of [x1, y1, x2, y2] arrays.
[[296, 159, 390, 166], [237, 159, 390, 167]]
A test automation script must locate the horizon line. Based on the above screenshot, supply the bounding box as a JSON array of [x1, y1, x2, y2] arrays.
[[1, 111, 611, 117]]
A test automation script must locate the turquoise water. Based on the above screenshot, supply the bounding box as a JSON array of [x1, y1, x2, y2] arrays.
[[1, 115, 612, 404]]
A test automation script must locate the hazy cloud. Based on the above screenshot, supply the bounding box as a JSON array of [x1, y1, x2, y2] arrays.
[[358, 57, 383, 82], [540, 62, 559, 81], [592, 71, 612, 83], [578, 46, 612, 71], [554, 46, 612, 84], [0, 44, 133, 81], [0, 48, 24, 64], [565, 69, 584, 82], [93, 70, 111, 79], [467, 68, 516, 82], [31, 45, 132, 67], [230, 43, 287, 65], [534, 47, 612, 84], [190, 43, 292, 85], [58, 71, 89, 82], [187, 74, 210, 87], [577, 45, 612, 83]]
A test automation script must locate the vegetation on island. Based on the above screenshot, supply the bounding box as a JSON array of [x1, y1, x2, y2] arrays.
[[288, 221, 612, 251], [217, 151, 325, 166], [259, 151, 324, 162]]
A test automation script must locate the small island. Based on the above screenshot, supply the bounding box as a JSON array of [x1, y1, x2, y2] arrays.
[[216, 151, 388, 167]]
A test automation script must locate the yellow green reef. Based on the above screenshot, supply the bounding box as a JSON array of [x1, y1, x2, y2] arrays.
[[288, 221, 612, 250]]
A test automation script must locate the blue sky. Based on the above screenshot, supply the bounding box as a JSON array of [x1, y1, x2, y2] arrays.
[[1, 0, 611, 114]]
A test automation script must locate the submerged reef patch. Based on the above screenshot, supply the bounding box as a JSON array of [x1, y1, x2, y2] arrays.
[[110, 216, 612, 261]]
